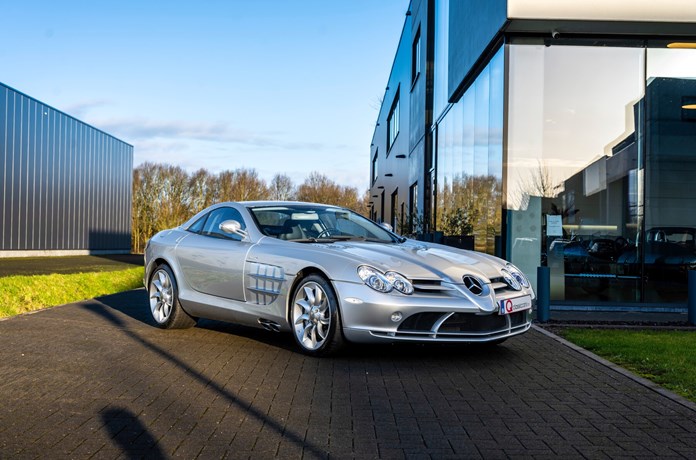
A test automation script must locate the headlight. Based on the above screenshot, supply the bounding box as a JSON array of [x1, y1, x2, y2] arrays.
[[357, 265, 413, 295], [357, 265, 392, 293], [506, 263, 530, 288], [385, 271, 414, 295]]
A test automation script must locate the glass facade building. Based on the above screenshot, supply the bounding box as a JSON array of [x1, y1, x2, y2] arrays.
[[370, 0, 696, 307], [1, 83, 133, 255]]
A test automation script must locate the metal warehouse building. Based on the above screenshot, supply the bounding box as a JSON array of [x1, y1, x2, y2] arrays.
[[1, 83, 133, 256]]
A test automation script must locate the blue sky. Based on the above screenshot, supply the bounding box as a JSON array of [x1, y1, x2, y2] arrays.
[[0, 0, 408, 191]]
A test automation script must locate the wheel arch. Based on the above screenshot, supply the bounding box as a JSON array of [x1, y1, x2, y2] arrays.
[[286, 266, 342, 326], [145, 257, 172, 284]]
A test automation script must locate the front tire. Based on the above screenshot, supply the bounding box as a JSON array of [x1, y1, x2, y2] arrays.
[[148, 264, 196, 329], [291, 274, 344, 356]]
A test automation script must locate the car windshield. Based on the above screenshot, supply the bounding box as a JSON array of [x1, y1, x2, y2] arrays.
[[248, 205, 399, 243], [647, 228, 695, 246]]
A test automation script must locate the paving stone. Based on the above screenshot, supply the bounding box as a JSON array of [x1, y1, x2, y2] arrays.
[[1, 290, 696, 458]]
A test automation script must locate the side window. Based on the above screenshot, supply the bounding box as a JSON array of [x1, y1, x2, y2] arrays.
[[187, 214, 208, 234], [201, 207, 247, 241]]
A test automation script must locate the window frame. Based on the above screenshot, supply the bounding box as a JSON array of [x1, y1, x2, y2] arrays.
[[409, 181, 418, 233], [411, 26, 421, 87], [200, 206, 247, 241], [387, 91, 400, 152], [187, 214, 209, 234], [371, 150, 379, 185]]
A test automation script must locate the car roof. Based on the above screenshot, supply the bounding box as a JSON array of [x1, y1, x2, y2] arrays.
[[236, 200, 342, 208]]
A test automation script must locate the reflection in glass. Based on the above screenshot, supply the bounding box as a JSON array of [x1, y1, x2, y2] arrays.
[[436, 47, 503, 255], [642, 49, 696, 303], [433, 0, 449, 120], [506, 43, 696, 304], [507, 45, 645, 302]]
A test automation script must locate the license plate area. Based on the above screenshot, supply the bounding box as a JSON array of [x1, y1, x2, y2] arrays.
[[499, 295, 532, 315]]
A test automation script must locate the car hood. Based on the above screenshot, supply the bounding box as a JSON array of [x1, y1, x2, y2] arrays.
[[322, 239, 507, 284]]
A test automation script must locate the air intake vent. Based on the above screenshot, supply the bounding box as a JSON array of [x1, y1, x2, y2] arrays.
[[462, 275, 485, 296]]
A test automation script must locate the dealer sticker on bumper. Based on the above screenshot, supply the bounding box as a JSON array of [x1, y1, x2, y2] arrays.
[[499, 295, 532, 315]]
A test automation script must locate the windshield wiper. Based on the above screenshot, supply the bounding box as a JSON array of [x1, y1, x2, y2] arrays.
[[291, 238, 320, 243], [291, 235, 366, 243], [326, 235, 365, 241]]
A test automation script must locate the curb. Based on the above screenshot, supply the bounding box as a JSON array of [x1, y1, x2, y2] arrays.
[[540, 323, 695, 331], [532, 324, 696, 414]]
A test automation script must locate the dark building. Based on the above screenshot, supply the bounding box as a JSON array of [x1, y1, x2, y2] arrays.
[[370, 0, 696, 306], [1, 83, 133, 256]]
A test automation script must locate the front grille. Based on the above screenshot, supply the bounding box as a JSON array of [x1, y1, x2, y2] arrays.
[[397, 310, 529, 337], [509, 311, 527, 327], [377, 309, 530, 342], [490, 276, 519, 296], [399, 312, 444, 331], [411, 280, 455, 295], [438, 312, 507, 332]]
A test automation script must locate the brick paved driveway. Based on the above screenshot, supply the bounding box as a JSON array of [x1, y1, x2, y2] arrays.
[[1, 289, 696, 459]]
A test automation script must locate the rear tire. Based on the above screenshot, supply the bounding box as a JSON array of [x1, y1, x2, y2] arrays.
[[291, 274, 344, 356], [148, 264, 196, 329]]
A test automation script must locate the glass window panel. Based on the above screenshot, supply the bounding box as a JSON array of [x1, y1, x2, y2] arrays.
[[433, 0, 450, 120], [488, 50, 504, 180], [642, 48, 696, 303], [474, 66, 490, 178], [412, 27, 421, 84], [462, 89, 475, 176], [507, 44, 645, 303], [202, 207, 246, 241], [436, 47, 504, 255]]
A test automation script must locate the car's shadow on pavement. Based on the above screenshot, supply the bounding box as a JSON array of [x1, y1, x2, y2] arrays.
[[94, 288, 522, 361]]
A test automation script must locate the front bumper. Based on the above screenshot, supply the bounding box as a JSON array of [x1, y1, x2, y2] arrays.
[[333, 280, 534, 344]]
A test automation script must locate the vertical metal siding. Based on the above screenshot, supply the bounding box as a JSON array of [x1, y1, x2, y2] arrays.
[[0, 83, 132, 252], [1, 86, 6, 248]]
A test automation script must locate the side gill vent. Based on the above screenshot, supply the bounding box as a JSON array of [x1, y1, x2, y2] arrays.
[[462, 275, 485, 296], [258, 318, 281, 332]]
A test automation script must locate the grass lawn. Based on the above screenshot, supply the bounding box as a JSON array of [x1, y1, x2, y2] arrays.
[[561, 328, 696, 403], [0, 266, 144, 318]]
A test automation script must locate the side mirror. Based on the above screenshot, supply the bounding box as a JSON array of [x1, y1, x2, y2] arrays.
[[219, 220, 248, 239], [380, 222, 394, 232]]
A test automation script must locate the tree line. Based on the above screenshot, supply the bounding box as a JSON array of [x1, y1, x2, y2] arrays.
[[131, 162, 369, 253]]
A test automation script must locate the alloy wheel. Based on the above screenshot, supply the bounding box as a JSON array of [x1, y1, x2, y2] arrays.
[[150, 269, 173, 324], [293, 281, 331, 350]]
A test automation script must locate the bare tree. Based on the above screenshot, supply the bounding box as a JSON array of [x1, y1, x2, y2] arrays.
[[131, 163, 372, 252], [517, 160, 559, 199], [131, 162, 190, 253], [268, 173, 296, 201], [436, 173, 502, 254], [216, 168, 268, 202], [296, 172, 366, 213], [188, 168, 216, 213]]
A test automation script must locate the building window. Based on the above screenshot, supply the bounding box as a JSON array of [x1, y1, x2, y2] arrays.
[[412, 27, 421, 85], [391, 189, 399, 231], [387, 92, 400, 151], [371, 150, 378, 184], [409, 182, 418, 232], [380, 190, 385, 223], [436, 47, 504, 255], [504, 43, 696, 305]]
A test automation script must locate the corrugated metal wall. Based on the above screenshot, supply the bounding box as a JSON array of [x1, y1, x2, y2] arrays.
[[0, 83, 133, 252]]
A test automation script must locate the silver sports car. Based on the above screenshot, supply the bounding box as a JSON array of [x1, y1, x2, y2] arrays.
[[144, 201, 535, 356]]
